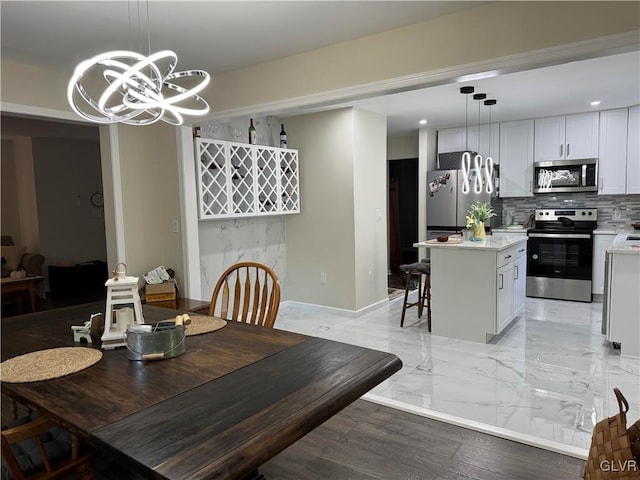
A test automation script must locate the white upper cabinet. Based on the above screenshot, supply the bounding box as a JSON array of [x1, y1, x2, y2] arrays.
[[468, 124, 500, 163], [437, 127, 466, 154], [499, 120, 534, 197], [627, 105, 640, 194], [438, 124, 500, 163], [598, 108, 628, 195], [534, 112, 599, 161]]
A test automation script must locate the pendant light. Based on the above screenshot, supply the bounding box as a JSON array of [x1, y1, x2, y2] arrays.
[[67, 1, 210, 126], [472, 93, 488, 194], [460, 86, 475, 194]]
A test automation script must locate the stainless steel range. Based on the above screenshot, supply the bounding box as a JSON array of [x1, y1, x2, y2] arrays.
[[526, 208, 598, 302]]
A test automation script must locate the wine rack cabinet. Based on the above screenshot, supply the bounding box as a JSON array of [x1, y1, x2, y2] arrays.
[[196, 138, 300, 219]]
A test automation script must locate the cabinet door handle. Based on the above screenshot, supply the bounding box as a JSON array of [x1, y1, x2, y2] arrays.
[[505, 254, 512, 259], [560, 144, 563, 157], [567, 143, 570, 157], [518, 248, 525, 253], [514, 265, 519, 280], [499, 273, 504, 290]]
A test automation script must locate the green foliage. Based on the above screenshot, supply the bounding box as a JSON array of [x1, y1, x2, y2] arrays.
[[465, 202, 496, 229]]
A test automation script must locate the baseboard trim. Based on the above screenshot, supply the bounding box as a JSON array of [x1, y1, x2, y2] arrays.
[[281, 298, 389, 318]]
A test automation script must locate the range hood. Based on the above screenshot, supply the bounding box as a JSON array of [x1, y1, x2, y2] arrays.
[[438, 151, 478, 170]]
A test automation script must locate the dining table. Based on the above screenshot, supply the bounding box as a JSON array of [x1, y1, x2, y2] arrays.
[[0, 301, 402, 480]]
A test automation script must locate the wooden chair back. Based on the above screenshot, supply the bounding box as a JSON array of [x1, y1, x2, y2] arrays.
[[209, 262, 281, 328], [1, 415, 92, 480]]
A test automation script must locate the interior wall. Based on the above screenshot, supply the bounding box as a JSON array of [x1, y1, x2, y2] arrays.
[[32, 138, 106, 269], [285, 108, 357, 309], [115, 123, 184, 285], [208, 2, 640, 114], [1, 140, 21, 245], [3, 136, 40, 252], [387, 133, 419, 160], [353, 109, 388, 309]]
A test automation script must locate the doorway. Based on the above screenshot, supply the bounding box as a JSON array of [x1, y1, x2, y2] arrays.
[[388, 158, 418, 290]]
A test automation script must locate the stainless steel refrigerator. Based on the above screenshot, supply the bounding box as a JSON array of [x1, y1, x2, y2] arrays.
[[426, 169, 493, 240]]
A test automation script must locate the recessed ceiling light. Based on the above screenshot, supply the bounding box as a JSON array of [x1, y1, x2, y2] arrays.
[[419, 119, 427, 125], [590, 100, 601, 107]]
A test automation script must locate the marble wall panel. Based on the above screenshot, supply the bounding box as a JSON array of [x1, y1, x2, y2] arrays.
[[198, 216, 287, 301]]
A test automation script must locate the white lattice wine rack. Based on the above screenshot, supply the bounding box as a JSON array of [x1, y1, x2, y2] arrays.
[[196, 139, 299, 219]]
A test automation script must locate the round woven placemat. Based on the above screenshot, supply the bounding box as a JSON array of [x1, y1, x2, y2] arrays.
[[185, 315, 227, 336], [0, 347, 103, 384]]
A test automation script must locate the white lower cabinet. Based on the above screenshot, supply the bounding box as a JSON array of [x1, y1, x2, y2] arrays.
[[496, 244, 527, 334], [593, 233, 617, 295], [496, 262, 515, 334]]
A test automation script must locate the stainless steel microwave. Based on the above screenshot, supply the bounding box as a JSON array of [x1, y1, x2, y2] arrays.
[[533, 158, 598, 193]]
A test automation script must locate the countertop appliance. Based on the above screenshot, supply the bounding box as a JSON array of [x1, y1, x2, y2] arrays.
[[426, 168, 496, 238], [526, 208, 598, 302], [533, 158, 598, 193]]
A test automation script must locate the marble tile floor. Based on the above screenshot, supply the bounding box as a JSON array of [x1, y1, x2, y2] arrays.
[[274, 293, 640, 459]]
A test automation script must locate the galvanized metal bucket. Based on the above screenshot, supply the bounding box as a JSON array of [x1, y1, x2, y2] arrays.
[[126, 323, 186, 361]]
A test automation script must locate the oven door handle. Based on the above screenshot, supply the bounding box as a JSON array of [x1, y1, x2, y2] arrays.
[[528, 233, 592, 239]]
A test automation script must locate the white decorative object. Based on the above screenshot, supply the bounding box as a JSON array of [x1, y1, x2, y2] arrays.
[[102, 264, 145, 349], [67, 50, 210, 126]]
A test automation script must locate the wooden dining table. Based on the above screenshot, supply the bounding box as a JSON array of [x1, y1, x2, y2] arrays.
[[0, 301, 402, 480]]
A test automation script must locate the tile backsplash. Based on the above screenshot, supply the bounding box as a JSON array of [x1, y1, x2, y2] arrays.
[[497, 193, 640, 228]]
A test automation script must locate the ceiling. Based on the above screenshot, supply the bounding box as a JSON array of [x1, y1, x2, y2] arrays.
[[2, 1, 639, 135]]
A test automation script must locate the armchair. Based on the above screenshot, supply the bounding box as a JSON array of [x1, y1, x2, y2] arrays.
[[0, 237, 44, 278]]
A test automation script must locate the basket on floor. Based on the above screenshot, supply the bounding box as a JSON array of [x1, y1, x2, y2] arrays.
[[584, 388, 640, 479]]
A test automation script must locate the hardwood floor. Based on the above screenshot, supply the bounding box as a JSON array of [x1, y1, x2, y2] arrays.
[[260, 400, 586, 480]]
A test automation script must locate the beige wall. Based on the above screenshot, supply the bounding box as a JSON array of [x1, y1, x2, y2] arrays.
[[208, 2, 640, 113], [1, 140, 21, 245], [114, 123, 184, 283], [285, 107, 388, 311], [353, 109, 388, 309], [388, 134, 419, 160], [285, 108, 357, 309]]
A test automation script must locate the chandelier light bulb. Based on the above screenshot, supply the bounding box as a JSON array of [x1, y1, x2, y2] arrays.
[[67, 50, 210, 126]]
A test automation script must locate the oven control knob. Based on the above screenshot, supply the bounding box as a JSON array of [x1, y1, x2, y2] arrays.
[[582, 211, 586, 215], [532, 254, 538, 260], [588, 211, 593, 215]]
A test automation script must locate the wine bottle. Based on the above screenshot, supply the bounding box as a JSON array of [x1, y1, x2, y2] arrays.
[[279, 123, 287, 149], [248, 118, 257, 145]]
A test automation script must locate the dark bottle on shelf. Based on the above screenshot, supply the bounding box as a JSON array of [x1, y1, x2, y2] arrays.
[[280, 123, 287, 149], [249, 118, 257, 145]]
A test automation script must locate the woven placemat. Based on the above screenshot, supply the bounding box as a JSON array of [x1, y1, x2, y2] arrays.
[[185, 315, 227, 336], [0, 347, 103, 384]]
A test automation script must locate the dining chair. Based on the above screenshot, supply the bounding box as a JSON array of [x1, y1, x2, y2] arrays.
[[208, 262, 281, 328], [1, 413, 93, 480]]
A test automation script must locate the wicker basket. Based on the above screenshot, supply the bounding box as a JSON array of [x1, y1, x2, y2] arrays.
[[584, 388, 640, 479]]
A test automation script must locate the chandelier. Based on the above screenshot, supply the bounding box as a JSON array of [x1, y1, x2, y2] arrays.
[[67, 3, 210, 126]]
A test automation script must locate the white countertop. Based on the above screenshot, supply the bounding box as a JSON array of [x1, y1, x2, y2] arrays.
[[607, 231, 640, 255], [414, 234, 527, 252]]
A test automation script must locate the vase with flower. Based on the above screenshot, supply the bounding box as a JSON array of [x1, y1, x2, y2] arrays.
[[465, 202, 496, 241]]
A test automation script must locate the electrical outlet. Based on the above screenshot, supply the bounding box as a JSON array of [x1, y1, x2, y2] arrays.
[[320, 272, 327, 284], [171, 219, 179, 233], [368, 271, 374, 282]]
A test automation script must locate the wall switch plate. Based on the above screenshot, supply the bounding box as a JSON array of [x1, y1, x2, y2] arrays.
[[320, 272, 327, 284]]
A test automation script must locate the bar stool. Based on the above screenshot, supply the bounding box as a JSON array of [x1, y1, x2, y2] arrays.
[[399, 259, 431, 331]]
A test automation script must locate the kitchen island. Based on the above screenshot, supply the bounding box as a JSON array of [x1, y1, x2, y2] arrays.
[[415, 235, 527, 343], [604, 231, 640, 357]]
